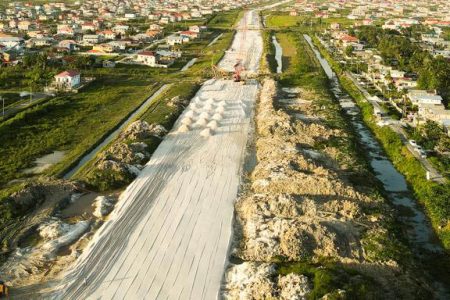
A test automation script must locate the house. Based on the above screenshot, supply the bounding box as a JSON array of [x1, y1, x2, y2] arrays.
[[92, 43, 114, 53], [393, 77, 417, 90], [57, 25, 75, 36], [1, 51, 17, 63], [112, 24, 129, 35], [0, 33, 24, 49], [339, 34, 359, 47], [81, 22, 96, 32], [159, 17, 169, 24], [189, 25, 202, 33], [125, 13, 137, 20], [136, 51, 157, 66], [108, 40, 129, 51], [54, 70, 81, 90], [9, 19, 18, 29], [156, 49, 181, 60], [408, 90, 443, 106], [145, 30, 161, 39], [58, 39, 78, 51], [99, 30, 116, 40], [18, 20, 32, 31], [416, 103, 450, 125], [180, 30, 198, 39], [0, 23, 9, 31], [29, 37, 54, 47], [167, 34, 183, 45], [149, 24, 161, 31], [83, 34, 102, 45]]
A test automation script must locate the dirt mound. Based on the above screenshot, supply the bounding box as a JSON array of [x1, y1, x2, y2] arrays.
[[121, 120, 167, 140], [222, 262, 311, 300], [92, 121, 167, 183], [223, 262, 277, 300], [167, 96, 189, 108], [223, 79, 430, 298], [278, 273, 311, 300]]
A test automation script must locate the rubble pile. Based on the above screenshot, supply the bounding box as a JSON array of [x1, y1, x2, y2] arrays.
[[95, 121, 167, 179], [223, 79, 426, 299], [222, 262, 311, 300], [167, 95, 189, 109]]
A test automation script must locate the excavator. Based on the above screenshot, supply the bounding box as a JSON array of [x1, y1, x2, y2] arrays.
[[233, 60, 244, 82], [0, 281, 8, 298]]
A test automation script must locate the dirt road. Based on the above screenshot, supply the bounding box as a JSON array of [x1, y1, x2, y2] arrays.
[[45, 11, 262, 300]]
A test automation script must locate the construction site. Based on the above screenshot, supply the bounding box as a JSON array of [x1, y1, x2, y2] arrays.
[[0, 4, 448, 300]]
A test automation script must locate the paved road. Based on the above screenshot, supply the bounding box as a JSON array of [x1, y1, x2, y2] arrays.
[[345, 72, 446, 184]]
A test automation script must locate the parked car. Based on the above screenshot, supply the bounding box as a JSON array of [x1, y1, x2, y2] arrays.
[[408, 140, 417, 147]]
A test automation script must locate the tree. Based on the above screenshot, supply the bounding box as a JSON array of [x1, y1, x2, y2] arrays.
[[419, 120, 444, 150], [345, 45, 354, 57], [436, 136, 450, 154]]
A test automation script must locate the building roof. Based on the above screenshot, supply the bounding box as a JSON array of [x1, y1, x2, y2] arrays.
[[55, 70, 80, 78], [138, 50, 155, 56]]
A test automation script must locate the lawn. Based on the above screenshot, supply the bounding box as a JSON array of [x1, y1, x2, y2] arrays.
[[0, 76, 160, 186], [275, 32, 298, 73], [207, 10, 242, 29], [266, 15, 303, 28], [265, 12, 355, 29]]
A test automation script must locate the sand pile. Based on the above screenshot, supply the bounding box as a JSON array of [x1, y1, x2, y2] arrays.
[[223, 79, 428, 299], [121, 120, 167, 140], [95, 121, 167, 181], [222, 262, 311, 300]]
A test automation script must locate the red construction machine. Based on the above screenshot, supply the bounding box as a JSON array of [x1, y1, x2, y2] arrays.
[[233, 60, 244, 82]]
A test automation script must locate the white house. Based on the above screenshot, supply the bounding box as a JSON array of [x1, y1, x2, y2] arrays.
[[408, 90, 443, 105], [136, 51, 157, 66], [54, 70, 81, 89], [83, 34, 102, 45], [125, 13, 137, 20], [113, 24, 129, 35], [167, 34, 183, 46], [0, 34, 24, 49]]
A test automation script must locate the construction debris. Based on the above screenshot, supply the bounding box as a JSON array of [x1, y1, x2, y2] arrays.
[[222, 79, 429, 299]]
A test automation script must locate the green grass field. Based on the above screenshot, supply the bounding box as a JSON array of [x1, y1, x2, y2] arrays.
[[207, 10, 242, 29], [265, 12, 355, 29], [275, 32, 298, 73], [0, 76, 160, 186]]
